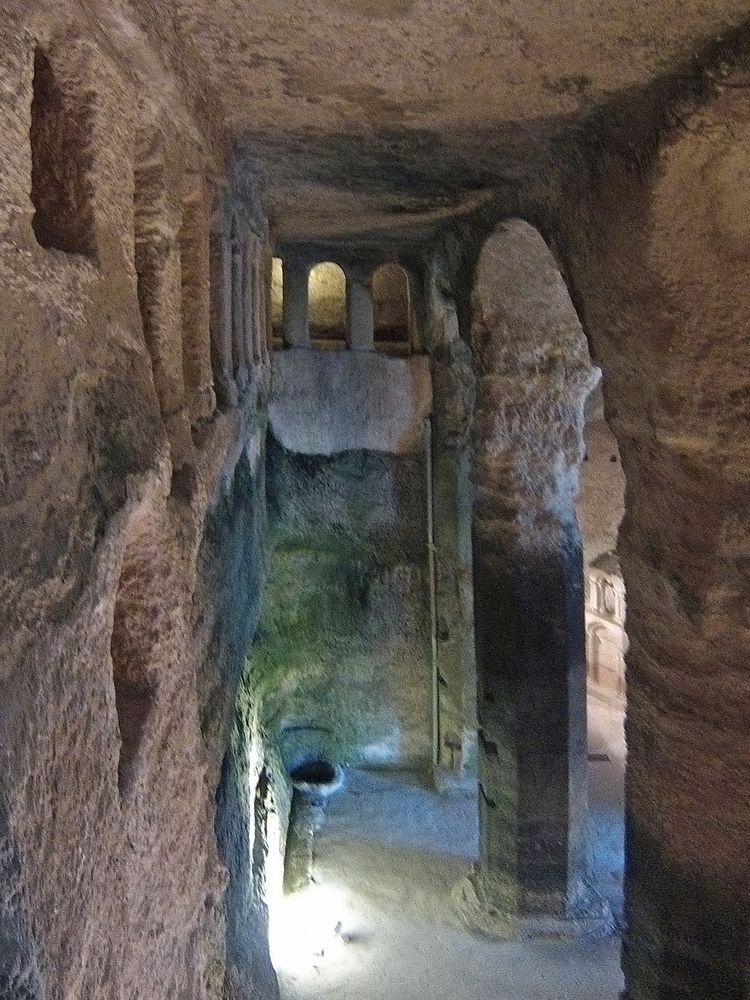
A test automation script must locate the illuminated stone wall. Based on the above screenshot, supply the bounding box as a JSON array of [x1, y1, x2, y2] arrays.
[[252, 351, 434, 767]]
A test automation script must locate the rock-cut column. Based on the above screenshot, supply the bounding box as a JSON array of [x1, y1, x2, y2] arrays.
[[231, 229, 249, 388], [178, 190, 216, 423], [346, 272, 375, 351], [282, 259, 310, 348], [455, 219, 602, 935], [425, 256, 478, 788], [209, 228, 238, 409], [133, 160, 193, 468]]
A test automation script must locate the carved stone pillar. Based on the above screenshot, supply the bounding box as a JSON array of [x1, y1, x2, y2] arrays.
[[346, 272, 375, 351], [209, 229, 237, 409], [134, 210, 193, 467], [455, 219, 602, 935], [178, 189, 216, 424], [231, 229, 249, 389], [282, 260, 310, 348]]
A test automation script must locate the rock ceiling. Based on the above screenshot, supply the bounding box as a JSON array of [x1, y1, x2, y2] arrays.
[[112, 0, 750, 236]]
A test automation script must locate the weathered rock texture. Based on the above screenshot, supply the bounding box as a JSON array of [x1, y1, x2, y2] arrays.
[[0, 10, 279, 998], [464, 219, 600, 930], [563, 78, 750, 999], [424, 256, 477, 778], [118, 0, 750, 235], [4, 0, 750, 997], [577, 399, 625, 569], [253, 351, 434, 767], [270, 350, 431, 455]]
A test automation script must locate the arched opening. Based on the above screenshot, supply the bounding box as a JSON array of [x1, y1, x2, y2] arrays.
[[373, 262, 411, 354], [579, 385, 628, 709], [577, 385, 628, 915], [458, 218, 623, 953], [29, 47, 96, 257], [308, 262, 346, 348], [254, 223, 628, 996], [271, 257, 284, 344]]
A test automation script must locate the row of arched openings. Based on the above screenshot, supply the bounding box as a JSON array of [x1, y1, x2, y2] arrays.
[[271, 260, 413, 353]]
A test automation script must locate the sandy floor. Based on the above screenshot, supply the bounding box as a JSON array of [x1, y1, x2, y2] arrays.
[[275, 700, 626, 1000]]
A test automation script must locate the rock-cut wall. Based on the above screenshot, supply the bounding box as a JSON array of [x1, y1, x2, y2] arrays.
[[563, 72, 750, 1000], [0, 9, 278, 999], [253, 350, 434, 767]]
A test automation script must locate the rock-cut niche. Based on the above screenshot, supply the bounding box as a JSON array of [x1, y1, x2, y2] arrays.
[[110, 511, 162, 800], [29, 47, 96, 257]]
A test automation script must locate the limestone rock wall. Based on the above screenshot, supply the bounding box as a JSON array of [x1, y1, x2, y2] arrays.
[[578, 395, 625, 569], [0, 9, 277, 998], [565, 78, 750, 999], [253, 351, 434, 767], [270, 349, 431, 455]]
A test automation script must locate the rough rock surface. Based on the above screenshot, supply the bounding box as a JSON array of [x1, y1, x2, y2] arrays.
[[253, 353, 434, 768], [467, 219, 600, 927], [3, 1, 750, 999], [563, 78, 750, 1000], [122, 0, 750, 235], [269, 351, 432, 456], [0, 9, 279, 997]]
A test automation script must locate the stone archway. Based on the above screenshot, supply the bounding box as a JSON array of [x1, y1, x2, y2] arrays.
[[457, 218, 603, 935], [308, 261, 347, 346]]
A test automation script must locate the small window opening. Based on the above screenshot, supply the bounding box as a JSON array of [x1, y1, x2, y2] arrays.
[[30, 48, 96, 257], [271, 256, 284, 346], [308, 262, 346, 349], [373, 263, 411, 355]]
